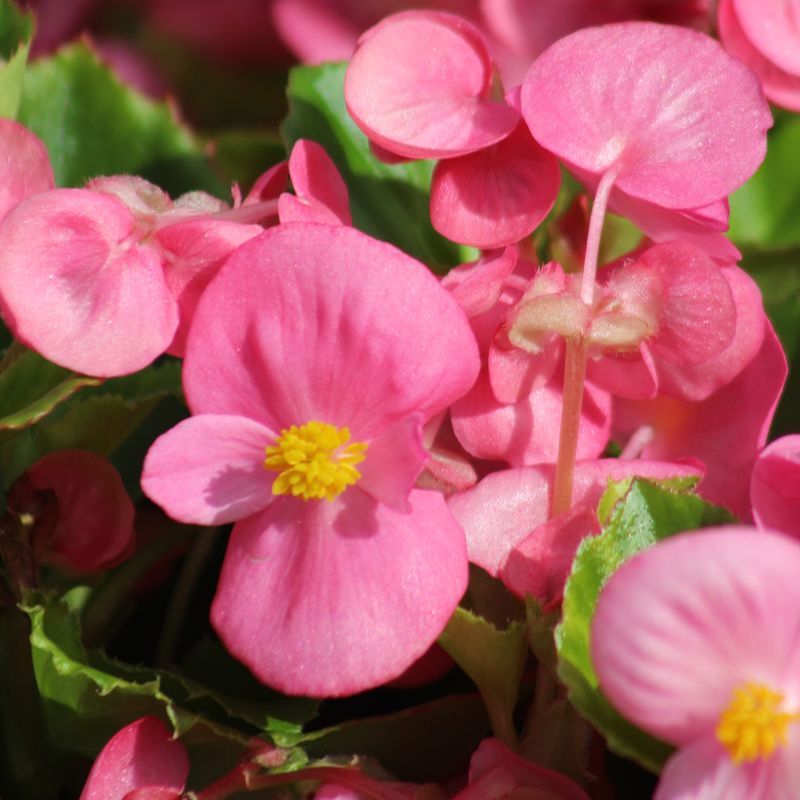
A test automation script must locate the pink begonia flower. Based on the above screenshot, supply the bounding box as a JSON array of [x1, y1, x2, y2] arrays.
[[80, 716, 188, 800], [0, 119, 54, 223], [453, 738, 589, 800], [448, 459, 702, 598], [592, 527, 800, 799], [26, 450, 136, 574], [522, 22, 771, 211], [142, 223, 479, 696], [718, 0, 800, 112], [751, 436, 800, 540], [613, 319, 787, 519]]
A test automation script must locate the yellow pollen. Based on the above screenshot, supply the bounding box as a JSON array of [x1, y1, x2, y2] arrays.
[[716, 682, 800, 764], [264, 421, 367, 502]]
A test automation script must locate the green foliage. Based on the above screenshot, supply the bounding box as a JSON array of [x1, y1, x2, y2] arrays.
[[556, 478, 733, 772], [0, 0, 33, 118], [18, 42, 223, 196], [282, 62, 462, 272]]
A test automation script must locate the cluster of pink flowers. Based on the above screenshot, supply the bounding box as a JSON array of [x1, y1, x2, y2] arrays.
[[3, 2, 800, 799]]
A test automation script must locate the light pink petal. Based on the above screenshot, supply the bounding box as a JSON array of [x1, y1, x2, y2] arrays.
[[441, 246, 518, 319], [450, 369, 610, 466], [522, 22, 771, 208], [592, 527, 800, 746], [430, 122, 560, 248], [614, 320, 785, 517], [80, 717, 188, 800], [719, 0, 800, 111], [488, 341, 561, 404], [0, 120, 54, 222], [211, 488, 468, 696], [272, 0, 361, 63], [345, 11, 519, 159], [141, 414, 277, 526], [156, 217, 262, 357], [359, 416, 428, 512], [587, 345, 659, 401], [417, 414, 479, 494], [29, 450, 135, 574], [279, 139, 351, 226], [184, 224, 479, 438], [654, 738, 762, 800], [501, 505, 601, 609], [732, 0, 800, 75], [448, 458, 701, 575], [0, 189, 177, 377], [751, 435, 800, 539]]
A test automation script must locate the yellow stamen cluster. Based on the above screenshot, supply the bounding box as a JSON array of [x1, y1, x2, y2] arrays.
[[264, 421, 367, 502], [716, 682, 799, 764]]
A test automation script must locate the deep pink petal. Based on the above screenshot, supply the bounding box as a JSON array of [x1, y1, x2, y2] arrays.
[[29, 450, 135, 574], [732, 0, 800, 76], [488, 341, 561, 404], [441, 246, 518, 319], [0, 120, 54, 222], [522, 22, 771, 208], [156, 217, 262, 357], [141, 414, 277, 526], [242, 161, 289, 205], [211, 488, 468, 696], [587, 345, 659, 401], [751, 435, 800, 540], [430, 122, 560, 248], [0, 189, 177, 377], [345, 11, 519, 159], [123, 790, 182, 800], [184, 224, 479, 438], [80, 717, 188, 800], [592, 527, 800, 746], [719, 0, 800, 111]]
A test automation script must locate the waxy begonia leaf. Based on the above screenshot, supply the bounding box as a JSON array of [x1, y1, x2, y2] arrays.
[[281, 62, 462, 270], [0, 0, 33, 119], [17, 43, 223, 197], [556, 478, 732, 772], [438, 607, 527, 748]]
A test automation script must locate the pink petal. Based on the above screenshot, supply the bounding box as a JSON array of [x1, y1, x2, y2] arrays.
[[587, 345, 659, 401], [184, 224, 479, 438], [592, 527, 800, 746], [751, 435, 800, 540], [732, 0, 800, 76], [0, 120, 54, 222], [441, 246, 518, 319], [80, 717, 188, 800], [488, 341, 561, 404], [0, 189, 177, 377], [211, 488, 468, 696], [719, 0, 800, 111], [522, 22, 771, 208], [29, 450, 135, 574], [279, 139, 351, 226], [242, 161, 289, 205], [430, 122, 560, 248], [345, 11, 519, 159], [272, 0, 361, 63], [89, 175, 173, 222], [141, 414, 277, 526]]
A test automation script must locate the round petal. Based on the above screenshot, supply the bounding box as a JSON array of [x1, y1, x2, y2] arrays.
[[141, 414, 278, 526], [430, 122, 560, 248], [522, 22, 771, 208], [592, 527, 800, 746], [345, 10, 519, 159], [0, 189, 177, 377], [29, 450, 135, 574], [0, 119, 54, 222], [751, 435, 800, 540], [184, 224, 479, 439], [80, 717, 188, 800], [210, 487, 468, 696], [732, 0, 800, 76]]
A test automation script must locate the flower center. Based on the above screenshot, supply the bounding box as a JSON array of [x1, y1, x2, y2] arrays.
[[716, 682, 799, 764], [264, 421, 367, 502]]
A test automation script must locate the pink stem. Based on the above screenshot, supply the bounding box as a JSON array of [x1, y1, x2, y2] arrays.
[[580, 166, 619, 306]]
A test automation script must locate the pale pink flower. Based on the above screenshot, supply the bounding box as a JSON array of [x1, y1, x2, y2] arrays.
[[142, 223, 479, 696], [592, 527, 800, 799]]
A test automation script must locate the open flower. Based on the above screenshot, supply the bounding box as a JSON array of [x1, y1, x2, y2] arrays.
[[142, 223, 479, 696], [592, 527, 800, 799]]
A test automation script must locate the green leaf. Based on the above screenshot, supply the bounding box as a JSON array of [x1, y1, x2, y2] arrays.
[[0, 0, 33, 119], [729, 118, 800, 249], [438, 607, 526, 748], [281, 62, 461, 272], [556, 478, 733, 772], [18, 42, 223, 196]]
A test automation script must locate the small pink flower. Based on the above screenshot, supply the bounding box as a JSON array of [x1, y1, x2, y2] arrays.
[[592, 526, 800, 799], [80, 716, 188, 800], [142, 223, 479, 696]]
